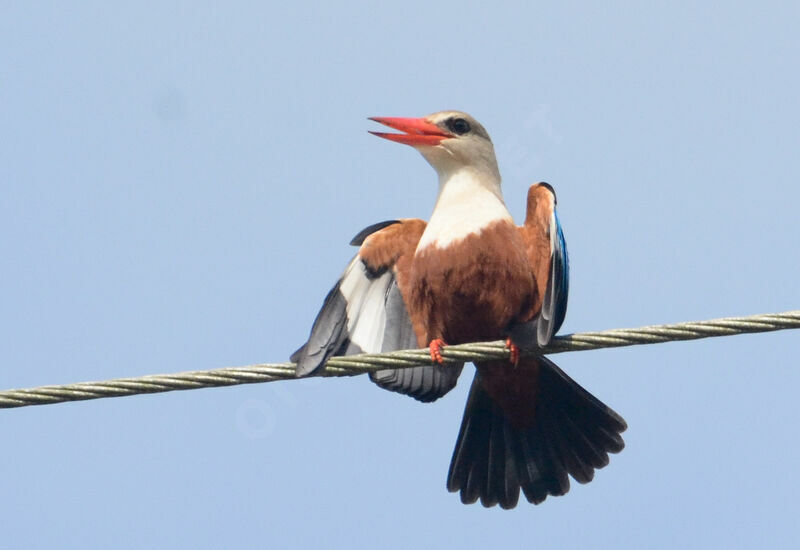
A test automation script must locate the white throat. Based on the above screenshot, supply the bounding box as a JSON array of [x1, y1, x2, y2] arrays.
[[417, 167, 511, 251]]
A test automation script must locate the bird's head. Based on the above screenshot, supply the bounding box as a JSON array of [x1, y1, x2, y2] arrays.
[[370, 111, 500, 183]]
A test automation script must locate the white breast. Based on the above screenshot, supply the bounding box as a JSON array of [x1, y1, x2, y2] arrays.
[[417, 169, 512, 251]]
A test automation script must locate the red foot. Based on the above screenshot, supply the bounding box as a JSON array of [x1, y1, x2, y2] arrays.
[[429, 338, 447, 364], [505, 338, 520, 366]]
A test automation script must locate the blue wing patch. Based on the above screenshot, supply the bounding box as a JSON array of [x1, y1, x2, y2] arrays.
[[535, 209, 569, 345], [550, 211, 569, 335], [507, 188, 570, 349]]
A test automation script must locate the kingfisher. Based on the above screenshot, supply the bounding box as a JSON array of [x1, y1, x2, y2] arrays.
[[292, 111, 626, 509]]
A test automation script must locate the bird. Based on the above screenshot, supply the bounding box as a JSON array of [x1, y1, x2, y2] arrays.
[[291, 110, 627, 509]]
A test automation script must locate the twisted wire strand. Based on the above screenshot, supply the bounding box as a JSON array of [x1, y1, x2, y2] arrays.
[[2, 310, 798, 410]]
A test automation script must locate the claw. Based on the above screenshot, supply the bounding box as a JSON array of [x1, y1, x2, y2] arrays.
[[505, 338, 520, 366], [429, 338, 447, 364]]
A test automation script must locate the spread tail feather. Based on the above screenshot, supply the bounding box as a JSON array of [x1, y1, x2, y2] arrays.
[[446, 357, 626, 509]]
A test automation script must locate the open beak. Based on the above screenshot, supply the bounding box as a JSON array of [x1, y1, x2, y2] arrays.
[[369, 117, 451, 146]]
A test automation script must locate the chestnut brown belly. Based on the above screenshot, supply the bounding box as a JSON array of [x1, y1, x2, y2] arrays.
[[405, 222, 537, 346]]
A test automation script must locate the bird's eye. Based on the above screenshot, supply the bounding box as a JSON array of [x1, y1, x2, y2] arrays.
[[447, 118, 471, 135]]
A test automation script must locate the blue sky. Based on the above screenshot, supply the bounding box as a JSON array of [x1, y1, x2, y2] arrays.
[[2, 2, 799, 548]]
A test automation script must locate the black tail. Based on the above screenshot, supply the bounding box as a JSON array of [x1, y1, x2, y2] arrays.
[[446, 357, 627, 509]]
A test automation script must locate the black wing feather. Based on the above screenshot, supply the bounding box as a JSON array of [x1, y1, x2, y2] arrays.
[[349, 220, 400, 246], [292, 285, 351, 376], [294, 221, 463, 401], [369, 280, 463, 402]]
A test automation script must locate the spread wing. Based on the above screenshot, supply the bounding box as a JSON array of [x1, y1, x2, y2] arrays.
[[510, 183, 570, 347], [292, 219, 463, 402], [538, 205, 569, 342]]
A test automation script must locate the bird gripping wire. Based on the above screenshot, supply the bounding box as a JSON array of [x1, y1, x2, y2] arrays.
[[1, 310, 798, 410]]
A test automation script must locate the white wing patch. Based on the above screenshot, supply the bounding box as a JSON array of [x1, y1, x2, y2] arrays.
[[295, 242, 464, 401], [339, 259, 393, 353]]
